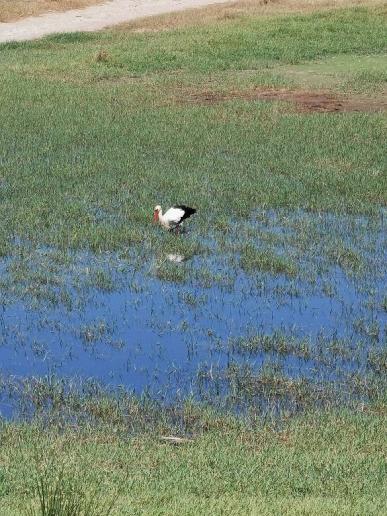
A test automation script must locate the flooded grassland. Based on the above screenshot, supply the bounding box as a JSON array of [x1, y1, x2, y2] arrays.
[[0, 4, 386, 423], [0, 210, 385, 419]]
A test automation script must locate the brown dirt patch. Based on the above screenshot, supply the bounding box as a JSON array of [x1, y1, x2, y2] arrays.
[[181, 88, 387, 113]]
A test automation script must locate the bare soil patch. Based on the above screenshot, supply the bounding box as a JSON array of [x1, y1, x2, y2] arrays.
[[182, 88, 387, 113]]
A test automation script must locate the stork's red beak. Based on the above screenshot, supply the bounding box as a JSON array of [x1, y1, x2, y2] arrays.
[[153, 210, 159, 222]]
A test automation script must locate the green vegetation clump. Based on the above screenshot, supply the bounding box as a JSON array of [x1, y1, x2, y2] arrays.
[[240, 245, 297, 276], [230, 333, 311, 359]]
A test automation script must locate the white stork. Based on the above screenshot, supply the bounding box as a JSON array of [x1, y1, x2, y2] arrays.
[[153, 205, 197, 232]]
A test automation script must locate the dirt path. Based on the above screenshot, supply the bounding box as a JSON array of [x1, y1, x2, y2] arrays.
[[0, 0, 228, 43]]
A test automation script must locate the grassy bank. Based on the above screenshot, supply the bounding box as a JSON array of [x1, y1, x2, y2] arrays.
[[0, 409, 385, 515]]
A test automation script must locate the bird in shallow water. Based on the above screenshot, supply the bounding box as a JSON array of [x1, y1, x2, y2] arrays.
[[153, 205, 197, 232]]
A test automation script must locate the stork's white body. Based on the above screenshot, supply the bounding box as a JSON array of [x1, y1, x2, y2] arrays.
[[158, 207, 187, 229]]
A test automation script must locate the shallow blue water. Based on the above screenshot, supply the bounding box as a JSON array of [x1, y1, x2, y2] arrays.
[[0, 210, 386, 416]]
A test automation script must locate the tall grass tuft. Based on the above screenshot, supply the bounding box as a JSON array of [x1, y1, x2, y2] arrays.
[[25, 462, 116, 516]]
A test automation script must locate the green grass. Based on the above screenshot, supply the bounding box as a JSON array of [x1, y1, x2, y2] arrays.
[[279, 53, 387, 90], [24, 466, 116, 516], [0, 6, 386, 257], [0, 410, 385, 515]]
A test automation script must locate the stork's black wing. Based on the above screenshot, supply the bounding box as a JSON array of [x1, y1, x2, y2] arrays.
[[173, 205, 197, 223]]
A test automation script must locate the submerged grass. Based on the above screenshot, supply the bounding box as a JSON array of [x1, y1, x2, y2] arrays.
[[240, 244, 297, 276], [230, 333, 311, 359]]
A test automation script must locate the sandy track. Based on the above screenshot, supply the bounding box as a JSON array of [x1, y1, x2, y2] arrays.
[[0, 0, 228, 43]]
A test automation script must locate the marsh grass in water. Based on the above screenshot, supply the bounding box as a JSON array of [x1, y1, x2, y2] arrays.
[[229, 333, 311, 360], [240, 245, 297, 276]]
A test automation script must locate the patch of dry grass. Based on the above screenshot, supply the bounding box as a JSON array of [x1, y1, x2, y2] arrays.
[[118, 0, 385, 33], [0, 0, 383, 27], [0, 0, 105, 23]]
